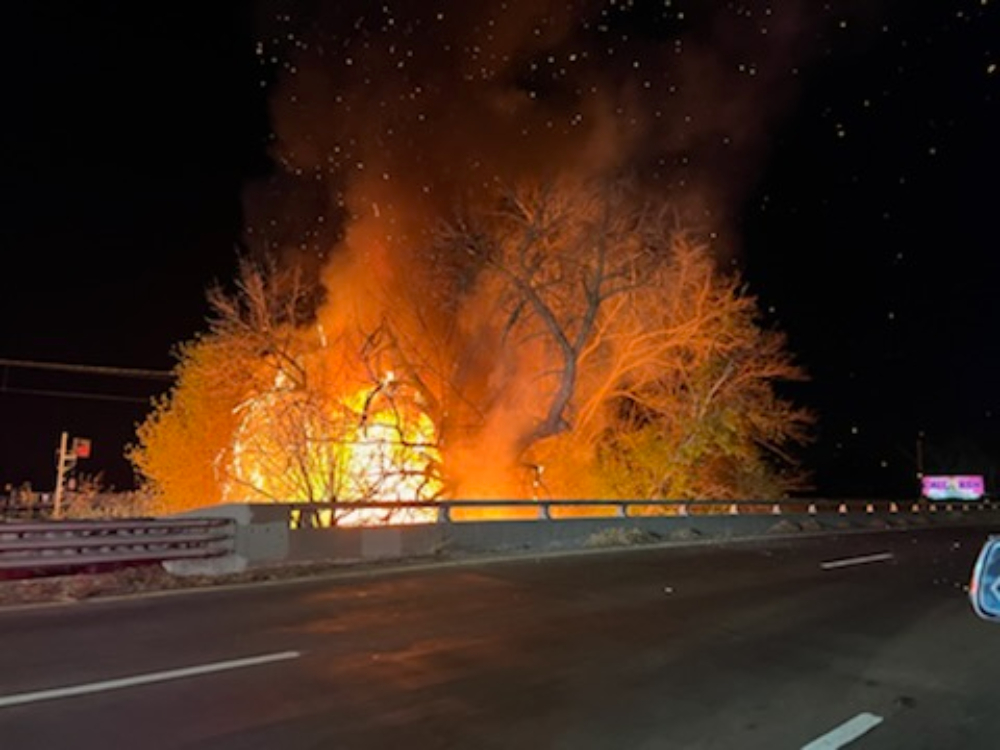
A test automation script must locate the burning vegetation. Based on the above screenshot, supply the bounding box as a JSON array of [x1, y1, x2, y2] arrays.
[[129, 179, 813, 523], [125, 1, 857, 522]]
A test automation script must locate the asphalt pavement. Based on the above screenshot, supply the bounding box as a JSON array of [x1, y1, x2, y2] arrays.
[[1, 524, 999, 749]]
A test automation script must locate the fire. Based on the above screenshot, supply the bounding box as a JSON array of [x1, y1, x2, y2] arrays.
[[226, 368, 442, 526], [335, 371, 442, 525]]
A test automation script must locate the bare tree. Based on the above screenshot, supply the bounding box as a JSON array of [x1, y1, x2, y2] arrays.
[[434, 178, 813, 499], [582, 237, 814, 500], [131, 257, 443, 524], [437, 181, 665, 455], [133, 180, 812, 511]]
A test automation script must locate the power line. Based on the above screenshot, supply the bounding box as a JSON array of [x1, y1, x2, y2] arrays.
[[0, 386, 153, 404], [0, 357, 171, 404], [0, 358, 173, 380]]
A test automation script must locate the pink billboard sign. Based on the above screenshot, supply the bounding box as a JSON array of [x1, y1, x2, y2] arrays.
[[921, 475, 985, 501]]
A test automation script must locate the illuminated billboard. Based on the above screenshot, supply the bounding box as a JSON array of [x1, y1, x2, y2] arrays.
[[921, 475, 985, 501]]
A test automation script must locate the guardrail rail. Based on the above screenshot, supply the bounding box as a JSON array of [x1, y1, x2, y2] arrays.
[[0, 517, 235, 574], [2, 498, 997, 578], [284, 497, 1000, 526]]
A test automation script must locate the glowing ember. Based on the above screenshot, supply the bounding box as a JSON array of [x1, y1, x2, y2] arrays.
[[226, 369, 442, 526]]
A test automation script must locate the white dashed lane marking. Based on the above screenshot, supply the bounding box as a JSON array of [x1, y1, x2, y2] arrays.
[[0, 650, 301, 709], [801, 712, 884, 749], [820, 552, 894, 570]]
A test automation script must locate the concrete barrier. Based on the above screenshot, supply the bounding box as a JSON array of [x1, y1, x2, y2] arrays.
[[163, 501, 1000, 574], [165, 503, 289, 573]]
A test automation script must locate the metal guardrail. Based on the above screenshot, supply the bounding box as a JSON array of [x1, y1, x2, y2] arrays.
[[286, 498, 1000, 526], [0, 499, 995, 578], [0, 518, 235, 574], [2, 499, 995, 571]]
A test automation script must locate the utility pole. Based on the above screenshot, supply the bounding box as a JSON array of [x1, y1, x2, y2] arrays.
[[916, 430, 926, 499]]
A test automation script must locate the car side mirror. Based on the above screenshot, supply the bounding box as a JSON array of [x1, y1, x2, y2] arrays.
[[970, 535, 1000, 622]]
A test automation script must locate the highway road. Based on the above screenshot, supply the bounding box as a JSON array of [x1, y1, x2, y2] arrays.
[[1, 524, 999, 749]]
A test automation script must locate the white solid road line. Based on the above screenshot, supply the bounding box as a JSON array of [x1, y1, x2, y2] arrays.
[[801, 712, 884, 750], [0, 650, 301, 709], [820, 552, 895, 570]]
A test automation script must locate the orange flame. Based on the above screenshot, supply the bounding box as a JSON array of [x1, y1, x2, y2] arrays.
[[226, 369, 442, 526], [335, 371, 442, 525]]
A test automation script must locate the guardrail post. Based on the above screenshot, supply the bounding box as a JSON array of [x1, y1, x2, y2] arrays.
[[808, 503, 817, 515], [929, 503, 937, 513], [728, 503, 739, 515], [538, 502, 552, 520], [771, 503, 781, 515], [616, 503, 628, 518], [945, 503, 953, 512], [677, 503, 688, 517], [889, 502, 898, 514], [865, 503, 874, 514], [437, 504, 452, 523], [838, 503, 848, 515]]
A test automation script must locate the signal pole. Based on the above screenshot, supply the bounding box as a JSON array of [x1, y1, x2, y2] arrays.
[[53, 431, 71, 519], [53, 432, 89, 519]]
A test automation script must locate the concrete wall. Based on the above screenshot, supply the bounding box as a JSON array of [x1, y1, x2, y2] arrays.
[[164, 502, 1000, 573]]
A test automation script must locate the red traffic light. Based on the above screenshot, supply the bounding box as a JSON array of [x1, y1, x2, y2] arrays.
[[72, 438, 91, 458]]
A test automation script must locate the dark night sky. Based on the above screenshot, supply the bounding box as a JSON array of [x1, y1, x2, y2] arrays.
[[0, 1, 996, 497]]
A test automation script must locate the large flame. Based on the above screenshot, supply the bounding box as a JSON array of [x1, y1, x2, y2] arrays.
[[226, 369, 442, 526], [335, 371, 442, 525]]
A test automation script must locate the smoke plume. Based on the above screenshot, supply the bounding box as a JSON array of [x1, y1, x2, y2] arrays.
[[242, 0, 879, 494], [246, 0, 878, 266]]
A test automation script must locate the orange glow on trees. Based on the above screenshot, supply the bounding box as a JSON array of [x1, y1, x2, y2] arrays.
[[130, 259, 443, 524], [130, 179, 813, 520], [434, 180, 814, 503]]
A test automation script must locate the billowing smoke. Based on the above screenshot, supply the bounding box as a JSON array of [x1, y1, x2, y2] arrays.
[[241, 0, 878, 495], [246, 1, 878, 265]]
